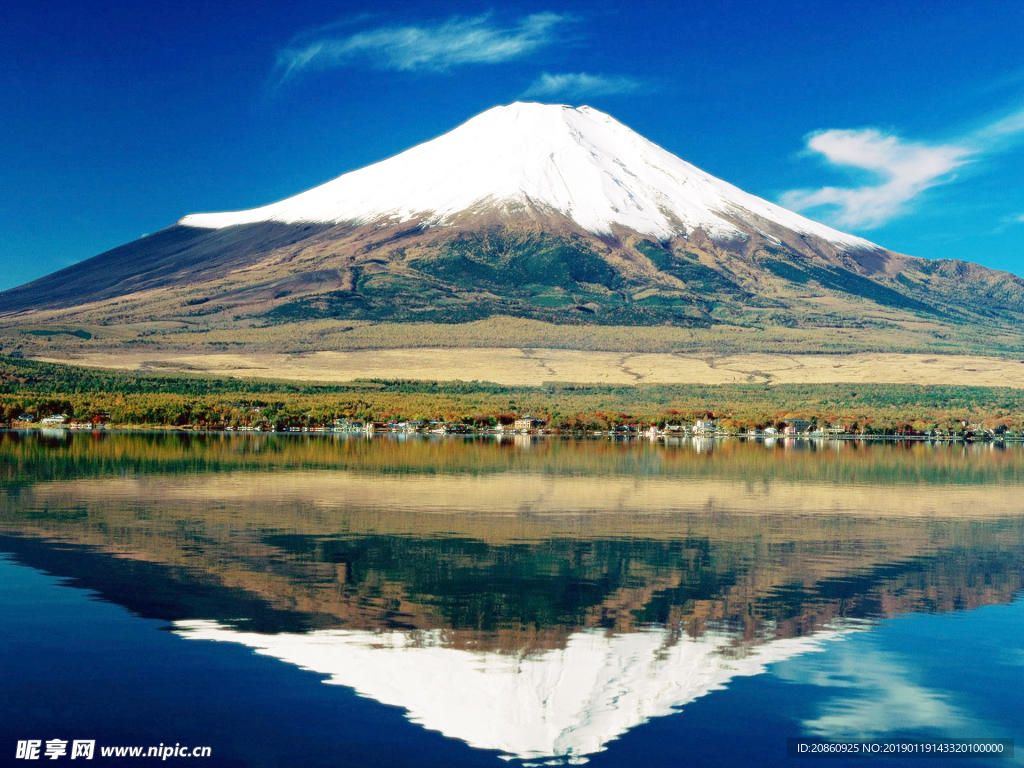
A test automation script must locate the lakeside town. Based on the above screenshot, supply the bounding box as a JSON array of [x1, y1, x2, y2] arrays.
[[4, 411, 1017, 442]]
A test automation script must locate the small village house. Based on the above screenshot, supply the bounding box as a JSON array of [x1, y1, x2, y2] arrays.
[[694, 419, 717, 435], [514, 416, 545, 433]]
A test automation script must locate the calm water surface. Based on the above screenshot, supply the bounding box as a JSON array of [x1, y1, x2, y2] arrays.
[[1, 431, 1022, 766]]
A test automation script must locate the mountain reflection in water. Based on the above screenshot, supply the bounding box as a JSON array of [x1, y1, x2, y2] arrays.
[[1, 432, 1023, 764], [175, 622, 850, 764]]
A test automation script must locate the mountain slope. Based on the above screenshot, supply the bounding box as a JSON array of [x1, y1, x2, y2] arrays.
[[2, 102, 1023, 358], [0, 223, 331, 313]]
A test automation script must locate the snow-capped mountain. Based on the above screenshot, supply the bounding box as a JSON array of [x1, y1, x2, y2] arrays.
[[4, 101, 1024, 349], [180, 102, 876, 250]]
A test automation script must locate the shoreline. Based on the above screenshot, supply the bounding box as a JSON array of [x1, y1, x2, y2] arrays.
[[3, 425, 1018, 443]]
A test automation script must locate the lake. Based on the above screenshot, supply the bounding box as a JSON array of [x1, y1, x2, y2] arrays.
[[1, 431, 1022, 766]]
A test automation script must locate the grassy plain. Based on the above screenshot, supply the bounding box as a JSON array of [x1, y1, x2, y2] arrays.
[[32, 347, 1024, 387]]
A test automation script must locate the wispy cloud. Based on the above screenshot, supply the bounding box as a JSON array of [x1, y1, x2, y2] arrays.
[[287, 14, 378, 43], [275, 13, 569, 83], [977, 110, 1024, 141], [781, 106, 1024, 229], [779, 130, 970, 229], [522, 72, 646, 100], [989, 212, 1024, 236]]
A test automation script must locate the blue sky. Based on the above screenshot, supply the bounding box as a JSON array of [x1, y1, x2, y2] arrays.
[[2, 0, 1023, 290]]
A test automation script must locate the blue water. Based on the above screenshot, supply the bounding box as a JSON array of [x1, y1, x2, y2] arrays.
[[1, 433, 1022, 766], [4, 556, 1020, 767], [0, 556, 504, 768]]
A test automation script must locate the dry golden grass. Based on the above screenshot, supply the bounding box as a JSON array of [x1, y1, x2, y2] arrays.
[[34, 347, 1024, 387]]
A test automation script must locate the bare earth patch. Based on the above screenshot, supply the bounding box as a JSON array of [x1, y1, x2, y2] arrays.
[[33, 348, 1024, 387]]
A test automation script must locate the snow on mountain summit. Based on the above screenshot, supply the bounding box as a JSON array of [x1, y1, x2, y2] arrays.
[[180, 102, 876, 250]]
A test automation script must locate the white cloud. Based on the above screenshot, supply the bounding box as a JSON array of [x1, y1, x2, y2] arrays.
[[275, 13, 569, 82], [781, 106, 1024, 230], [779, 130, 971, 229], [521, 72, 646, 100]]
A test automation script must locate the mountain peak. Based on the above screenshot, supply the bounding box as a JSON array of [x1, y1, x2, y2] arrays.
[[179, 103, 877, 250]]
